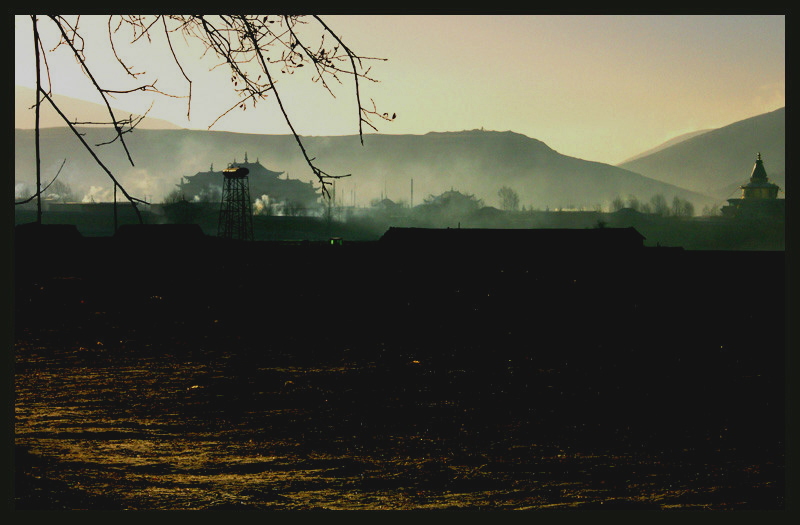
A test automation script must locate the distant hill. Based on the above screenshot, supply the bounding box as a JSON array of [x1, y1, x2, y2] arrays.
[[14, 126, 715, 211], [618, 108, 785, 201], [14, 85, 183, 131], [617, 129, 712, 164]]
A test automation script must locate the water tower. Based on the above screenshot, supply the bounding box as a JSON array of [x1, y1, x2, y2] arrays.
[[217, 166, 254, 241]]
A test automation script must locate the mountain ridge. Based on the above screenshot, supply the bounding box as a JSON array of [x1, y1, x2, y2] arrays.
[[618, 107, 785, 200], [15, 85, 784, 208], [15, 126, 713, 210], [617, 129, 713, 165], [14, 85, 184, 131]]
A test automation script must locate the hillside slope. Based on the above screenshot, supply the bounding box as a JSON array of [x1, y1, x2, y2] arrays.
[[14, 127, 714, 210], [15, 86, 183, 131], [618, 108, 785, 200], [617, 129, 712, 164]]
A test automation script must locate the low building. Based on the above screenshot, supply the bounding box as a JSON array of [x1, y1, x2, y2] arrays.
[[379, 226, 645, 253]]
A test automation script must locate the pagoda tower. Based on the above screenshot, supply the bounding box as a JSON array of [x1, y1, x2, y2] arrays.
[[740, 152, 780, 200], [721, 153, 784, 219]]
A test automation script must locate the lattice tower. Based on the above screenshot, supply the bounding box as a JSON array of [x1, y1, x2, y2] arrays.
[[217, 167, 254, 241]]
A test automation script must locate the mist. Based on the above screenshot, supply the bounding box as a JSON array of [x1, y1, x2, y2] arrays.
[[15, 125, 709, 209]]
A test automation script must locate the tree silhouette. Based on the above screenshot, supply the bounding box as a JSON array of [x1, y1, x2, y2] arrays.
[[162, 188, 186, 204], [498, 186, 520, 212], [649, 194, 669, 217], [23, 15, 394, 223], [670, 196, 682, 217], [664, 196, 695, 217], [43, 180, 75, 203]]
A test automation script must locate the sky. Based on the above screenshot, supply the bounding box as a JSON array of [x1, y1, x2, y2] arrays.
[[14, 14, 785, 166]]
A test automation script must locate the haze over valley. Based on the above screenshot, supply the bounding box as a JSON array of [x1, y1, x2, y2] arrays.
[[15, 87, 784, 213]]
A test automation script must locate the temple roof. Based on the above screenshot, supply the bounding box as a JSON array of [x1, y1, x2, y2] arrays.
[[750, 152, 768, 181], [182, 158, 283, 183], [743, 152, 779, 190]]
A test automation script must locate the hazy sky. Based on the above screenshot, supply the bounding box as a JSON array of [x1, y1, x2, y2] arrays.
[[15, 14, 785, 165]]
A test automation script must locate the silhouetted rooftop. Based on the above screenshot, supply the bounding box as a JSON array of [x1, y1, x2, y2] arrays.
[[114, 223, 206, 242], [15, 222, 83, 244], [379, 226, 645, 251]]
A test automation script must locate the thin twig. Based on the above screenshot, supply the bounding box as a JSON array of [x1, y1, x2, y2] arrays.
[[161, 15, 193, 121], [40, 90, 146, 223], [49, 15, 154, 166], [15, 159, 67, 205]]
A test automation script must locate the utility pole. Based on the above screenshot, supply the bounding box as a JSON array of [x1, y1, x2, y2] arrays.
[[113, 183, 118, 233]]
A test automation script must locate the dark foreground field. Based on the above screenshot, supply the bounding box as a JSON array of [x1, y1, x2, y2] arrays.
[[12, 227, 787, 510]]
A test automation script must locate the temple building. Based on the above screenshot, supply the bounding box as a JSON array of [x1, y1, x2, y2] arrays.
[[176, 153, 320, 212], [721, 153, 784, 220]]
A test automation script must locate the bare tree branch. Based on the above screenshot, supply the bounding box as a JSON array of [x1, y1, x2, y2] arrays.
[[160, 15, 193, 120], [114, 15, 392, 197], [107, 15, 147, 79], [239, 15, 351, 197], [311, 16, 395, 139], [26, 14, 393, 210], [39, 89, 147, 223], [33, 15, 42, 223], [48, 15, 143, 166], [15, 159, 67, 205]]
